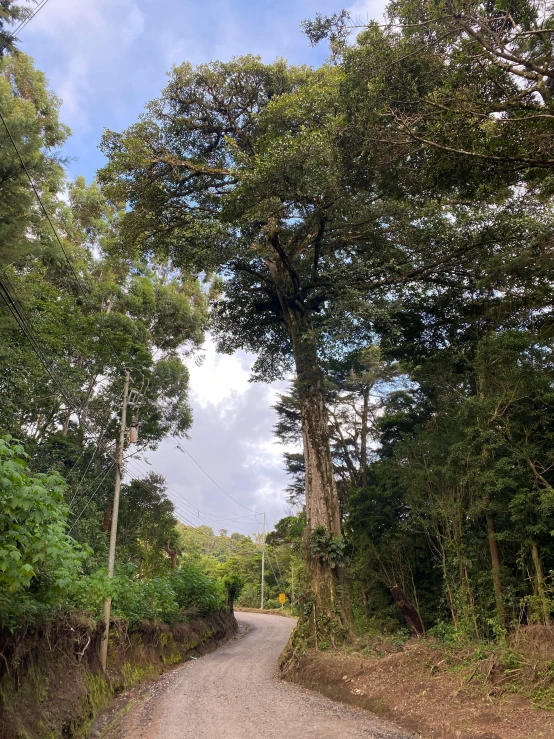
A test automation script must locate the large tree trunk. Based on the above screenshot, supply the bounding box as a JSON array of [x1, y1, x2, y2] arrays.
[[484, 497, 505, 626], [359, 386, 370, 486], [530, 540, 550, 625], [273, 276, 352, 642]]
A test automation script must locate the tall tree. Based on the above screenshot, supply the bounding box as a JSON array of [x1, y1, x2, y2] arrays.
[[0, 50, 69, 267], [304, 0, 554, 198], [98, 55, 528, 640]]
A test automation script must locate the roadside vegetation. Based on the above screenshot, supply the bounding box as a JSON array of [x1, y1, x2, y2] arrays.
[[3, 0, 554, 734]]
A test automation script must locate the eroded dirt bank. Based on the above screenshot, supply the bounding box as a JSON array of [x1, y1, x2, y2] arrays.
[[0, 611, 236, 739], [282, 638, 554, 739], [112, 611, 412, 739]]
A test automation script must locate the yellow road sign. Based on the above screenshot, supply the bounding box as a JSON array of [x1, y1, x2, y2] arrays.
[[279, 593, 286, 604]]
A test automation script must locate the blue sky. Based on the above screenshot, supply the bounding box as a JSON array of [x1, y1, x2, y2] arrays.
[[18, 0, 387, 532]]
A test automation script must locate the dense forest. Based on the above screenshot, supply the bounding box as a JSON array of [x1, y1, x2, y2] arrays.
[[2, 0, 554, 699]]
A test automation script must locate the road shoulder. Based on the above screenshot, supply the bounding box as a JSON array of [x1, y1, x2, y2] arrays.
[[282, 641, 554, 739]]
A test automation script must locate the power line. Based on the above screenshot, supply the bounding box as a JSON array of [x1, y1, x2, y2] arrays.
[[124, 458, 219, 527], [0, 270, 121, 460], [125, 457, 260, 535], [0, 0, 51, 54], [185, 500, 261, 520], [267, 551, 281, 588], [68, 462, 115, 534], [273, 549, 283, 580], [0, 270, 81, 409], [122, 471, 199, 528], [0, 279, 125, 488], [68, 428, 112, 506], [176, 443, 261, 514]]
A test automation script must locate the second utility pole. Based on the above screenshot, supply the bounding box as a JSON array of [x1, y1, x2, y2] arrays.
[[260, 512, 266, 610], [291, 565, 294, 608], [100, 369, 130, 672]]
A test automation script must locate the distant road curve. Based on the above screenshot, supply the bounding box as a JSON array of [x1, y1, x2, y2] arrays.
[[117, 611, 412, 739]]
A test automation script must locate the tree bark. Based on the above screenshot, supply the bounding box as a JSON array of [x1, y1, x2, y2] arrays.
[[531, 540, 550, 625], [165, 539, 177, 569], [269, 261, 353, 640], [390, 585, 424, 637], [103, 503, 111, 533], [62, 408, 72, 437], [165, 539, 177, 570], [359, 385, 370, 486], [485, 498, 505, 626]]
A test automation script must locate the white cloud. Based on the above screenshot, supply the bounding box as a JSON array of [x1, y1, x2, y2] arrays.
[[23, 0, 145, 128], [186, 337, 251, 409], [28, 0, 144, 44], [348, 0, 388, 26], [144, 338, 295, 530]]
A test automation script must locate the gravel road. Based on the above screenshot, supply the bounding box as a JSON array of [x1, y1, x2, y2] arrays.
[[117, 611, 413, 739]]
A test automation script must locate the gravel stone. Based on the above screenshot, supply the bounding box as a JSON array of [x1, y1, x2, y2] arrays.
[[117, 612, 414, 739]]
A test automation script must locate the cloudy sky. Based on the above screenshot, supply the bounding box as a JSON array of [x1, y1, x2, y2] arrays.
[[19, 0, 387, 533]]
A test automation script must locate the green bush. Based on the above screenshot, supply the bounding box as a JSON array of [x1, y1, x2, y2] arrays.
[[0, 436, 89, 629], [170, 561, 225, 616], [112, 567, 180, 624], [67, 562, 225, 625], [0, 438, 227, 630]]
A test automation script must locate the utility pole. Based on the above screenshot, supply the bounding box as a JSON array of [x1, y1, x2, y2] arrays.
[[100, 369, 130, 673], [291, 565, 294, 609], [260, 512, 266, 610]]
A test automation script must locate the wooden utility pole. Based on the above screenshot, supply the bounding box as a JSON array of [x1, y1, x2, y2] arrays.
[[100, 370, 130, 672], [260, 512, 266, 610], [291, 565, 294, 608]]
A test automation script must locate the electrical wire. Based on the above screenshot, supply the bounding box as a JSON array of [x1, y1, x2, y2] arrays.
[[184, 500, 261, 520], [67, 462, 115, 534], [0, 270, 81, 409], [127, 456, 263, 532], [67, 446, 100, 507], [125, 457, 260, 535], [266, 553, 281, 588], [176, 443, 261, 514], [121, 471, 198, 528], [0, 0, 51, 54], [273, 549, 283, 581]]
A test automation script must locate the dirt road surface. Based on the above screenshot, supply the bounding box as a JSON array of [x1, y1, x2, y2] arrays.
[[116, 611, 413, 739]]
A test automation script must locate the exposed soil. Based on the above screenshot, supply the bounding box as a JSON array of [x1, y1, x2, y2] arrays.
[[283, 637, 554, 739], [235, 606, 295, 618], [0, 611, 237, 739]]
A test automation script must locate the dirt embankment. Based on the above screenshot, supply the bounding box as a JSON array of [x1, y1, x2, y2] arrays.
[[235, 606, 295, 618], [281, 626, 554, 739], [0, 610, 237, 739]]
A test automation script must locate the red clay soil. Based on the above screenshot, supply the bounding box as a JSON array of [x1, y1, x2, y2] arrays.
[[283, 637, 554, 739]]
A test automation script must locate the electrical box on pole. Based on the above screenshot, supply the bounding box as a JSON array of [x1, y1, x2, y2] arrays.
[[129, 415, 139, 443]]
